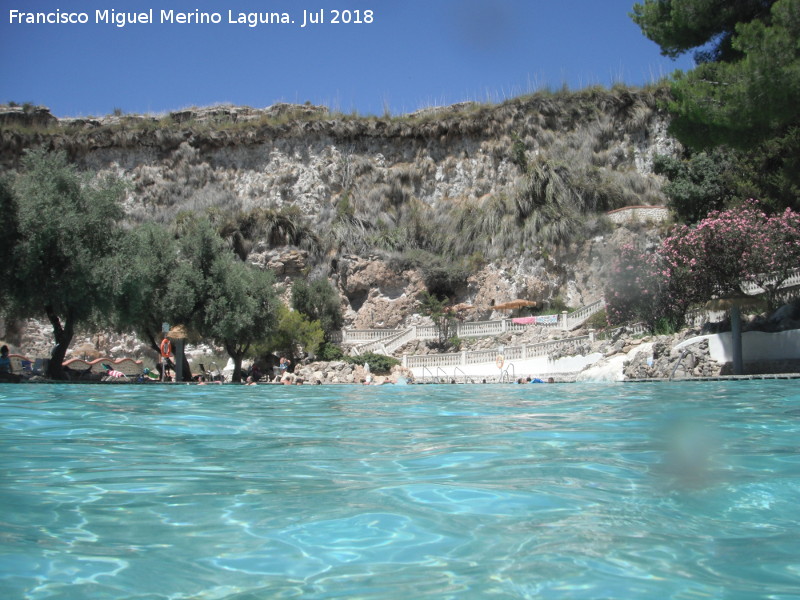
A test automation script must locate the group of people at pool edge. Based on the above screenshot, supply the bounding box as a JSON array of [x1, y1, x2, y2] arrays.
[[157, 336, 301, 384], [1, 342, 558, 385], [244, 356, 309, 385]]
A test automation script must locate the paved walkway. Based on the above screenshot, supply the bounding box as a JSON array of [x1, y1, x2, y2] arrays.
[[626, 373, 800, 382]]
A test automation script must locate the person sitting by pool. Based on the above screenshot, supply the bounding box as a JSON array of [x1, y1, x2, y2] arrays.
[[0, 345, 20, 382], [529, 376, 545, 383], [279, 357, 291, 374], [0, 345, 12, 375]]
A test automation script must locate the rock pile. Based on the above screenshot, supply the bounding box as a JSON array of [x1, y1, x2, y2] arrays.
[[292, 361, 414, 385], [622, 338, 721, 379]]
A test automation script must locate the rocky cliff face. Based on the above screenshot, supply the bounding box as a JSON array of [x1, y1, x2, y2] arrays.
[[1, 87, 678, 347]]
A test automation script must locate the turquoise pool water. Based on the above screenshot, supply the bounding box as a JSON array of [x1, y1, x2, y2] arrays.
[[1, 381, 799, 599]]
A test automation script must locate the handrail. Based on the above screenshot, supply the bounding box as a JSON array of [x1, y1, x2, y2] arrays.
[[351, 327, 411, 355], [565, 299, 605, 330], [669, 348, 694, 381], [435, 367, 448, 384], [421, 366, 435, 384], [210, 362, 225, 382], [501, 362, 515, 383], [453, 367, 467, 384], [382, 327, 418, 354]]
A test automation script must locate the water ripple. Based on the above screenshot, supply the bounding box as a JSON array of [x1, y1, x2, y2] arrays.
[[1, 381, 799, 599]]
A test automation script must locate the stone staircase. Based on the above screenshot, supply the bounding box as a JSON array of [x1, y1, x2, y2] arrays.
[[342, 298, 607, 356]]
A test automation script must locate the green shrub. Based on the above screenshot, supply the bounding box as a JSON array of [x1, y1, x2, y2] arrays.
[[537, 296, 572, 315], [652, 317, 679, 336], [585, 308, 608, 330], [318, 341, 345, 362], [347, 352, 400, 374]]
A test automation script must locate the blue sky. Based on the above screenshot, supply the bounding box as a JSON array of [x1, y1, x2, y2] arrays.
[[1, 0, 695, 118]]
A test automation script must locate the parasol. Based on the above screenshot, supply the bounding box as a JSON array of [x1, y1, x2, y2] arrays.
[[493, 299, 537, 311], [167, 324, 189, 339]]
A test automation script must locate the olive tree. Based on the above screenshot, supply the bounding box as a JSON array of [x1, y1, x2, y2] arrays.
[[106, 222, 200, 380], [8, 150, 125, 379], [203, 255, 279, 383], [167, 217, 281, 382]]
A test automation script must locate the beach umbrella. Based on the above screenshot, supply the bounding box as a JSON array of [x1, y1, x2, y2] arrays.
[[493, 299, 537, 311]]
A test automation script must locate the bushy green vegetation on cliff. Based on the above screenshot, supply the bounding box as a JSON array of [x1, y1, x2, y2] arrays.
[[632, 0, 800, 217]]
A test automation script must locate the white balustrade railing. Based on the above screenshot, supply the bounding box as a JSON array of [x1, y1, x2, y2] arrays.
[[407, 353, 463, 369], [740, 268, 800, 295], [404, 335, 591, 369], [457, 320, 506, 338], [351, 329, 408, 355], [465, 348, 500, 366], [599, 322, 649, 339], [565, 299, 605, 330], [415, 325, 439, 340], [342, 329, 399, 344], [382, 328, 419, 354], [685, 309, 727, 328]]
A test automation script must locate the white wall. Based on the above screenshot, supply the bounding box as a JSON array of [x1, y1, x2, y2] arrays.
[[675, 330, 800, 363]]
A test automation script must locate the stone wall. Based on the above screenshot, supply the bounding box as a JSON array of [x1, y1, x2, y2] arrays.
[[606, 205, 670, 225]]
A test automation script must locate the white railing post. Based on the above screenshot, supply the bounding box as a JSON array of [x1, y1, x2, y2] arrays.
[[461, 351, 466, 366], [561, 311, 568, 330]]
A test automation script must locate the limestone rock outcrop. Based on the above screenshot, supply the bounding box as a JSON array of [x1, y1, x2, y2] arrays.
[[338, 256, 426, 328]]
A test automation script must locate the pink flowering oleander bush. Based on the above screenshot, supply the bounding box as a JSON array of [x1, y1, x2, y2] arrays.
[[661, 200, 800, 308], [606, 201, 800, 330]]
